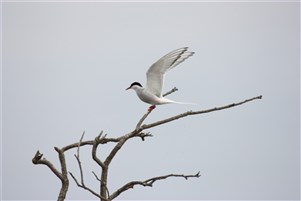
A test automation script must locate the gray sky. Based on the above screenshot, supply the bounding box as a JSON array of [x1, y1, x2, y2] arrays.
[[2, 1, 300, 200]]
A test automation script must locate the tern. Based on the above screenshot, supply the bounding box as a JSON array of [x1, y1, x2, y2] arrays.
[[126, 47, 195, 111]]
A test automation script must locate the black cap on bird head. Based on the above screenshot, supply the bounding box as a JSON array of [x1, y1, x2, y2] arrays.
[[126, 82, 143, 90]]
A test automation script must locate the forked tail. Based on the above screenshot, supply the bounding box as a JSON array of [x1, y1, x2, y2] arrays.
[[173, 101, 198, 105], [160, 97, 198, 105]]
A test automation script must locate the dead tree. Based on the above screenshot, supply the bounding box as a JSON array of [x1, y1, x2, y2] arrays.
[[32, 87, 262, 201]]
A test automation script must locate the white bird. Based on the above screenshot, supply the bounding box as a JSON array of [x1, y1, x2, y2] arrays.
[[126, 47, 195, 111]]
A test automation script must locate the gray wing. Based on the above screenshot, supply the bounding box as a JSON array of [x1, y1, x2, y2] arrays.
[[145, 47, 194, 97]]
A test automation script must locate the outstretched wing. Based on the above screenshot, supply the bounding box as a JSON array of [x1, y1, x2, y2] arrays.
[[145, 47, 194, 97]]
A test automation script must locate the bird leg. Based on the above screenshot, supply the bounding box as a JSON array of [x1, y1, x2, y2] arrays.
[[148, 105, 156, 112]]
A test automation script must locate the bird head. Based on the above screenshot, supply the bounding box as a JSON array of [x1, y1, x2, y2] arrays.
[[126, 82, 143, 90]]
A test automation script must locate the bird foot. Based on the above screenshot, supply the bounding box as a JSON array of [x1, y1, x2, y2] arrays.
[[148, 105, 156, 112]]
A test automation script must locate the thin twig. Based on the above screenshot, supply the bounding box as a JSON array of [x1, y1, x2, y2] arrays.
[[75, 132, 85, 185], [69, 172, 103, 199], [61, 130, 120, 152], [136, 132, 153, 141], [92, 171, 101, 182], [162, 87, 178, 97], [92, 171, 111, 198], [110, 171, 200, 200], [77, 132, 85, 157], [61, 137, 119, 152]]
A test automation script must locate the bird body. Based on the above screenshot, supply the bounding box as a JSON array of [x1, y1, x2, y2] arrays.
[[132, 86, 176, 105], [126, 47, 195, 111]]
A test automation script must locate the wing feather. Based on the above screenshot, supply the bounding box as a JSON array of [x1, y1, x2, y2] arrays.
[[145, 47, 194, 97]]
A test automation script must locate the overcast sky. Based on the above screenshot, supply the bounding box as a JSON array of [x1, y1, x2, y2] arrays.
[[2, 1, 300, 200]]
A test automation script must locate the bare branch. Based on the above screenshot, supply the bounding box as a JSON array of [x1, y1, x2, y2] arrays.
[[69, 132, 85, 186], [142, 95, 263, 130], [135, 110, 152, 131], [92, 171, 111, 198], [101, 131, 148, 199], [104, 130, 152, 166], [61, 134, 120, 152], [74, 132, 85, 185], [91, 131, 110, 200], [110, 171, 200, 200], [32, 148, 69, 201], [54, 147, 69, 201], [162, 87, 178, 97], [74, 154, 84, 184], [104, 137, 127, 166], [32, 149, 69, 201], [32, 150, 63, 180], [92, 171, 102, 182], [136, 132, 153, 141], [76, 131, 85, 157], [33, 92, 262, 200], [69, 172, 103, 199], [61, 140, 94, 152], [92, 132, 106, 169]]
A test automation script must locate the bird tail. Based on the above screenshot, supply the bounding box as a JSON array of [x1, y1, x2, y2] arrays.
[[161, 98, 198, 105], [173, 101, 198, 105]]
